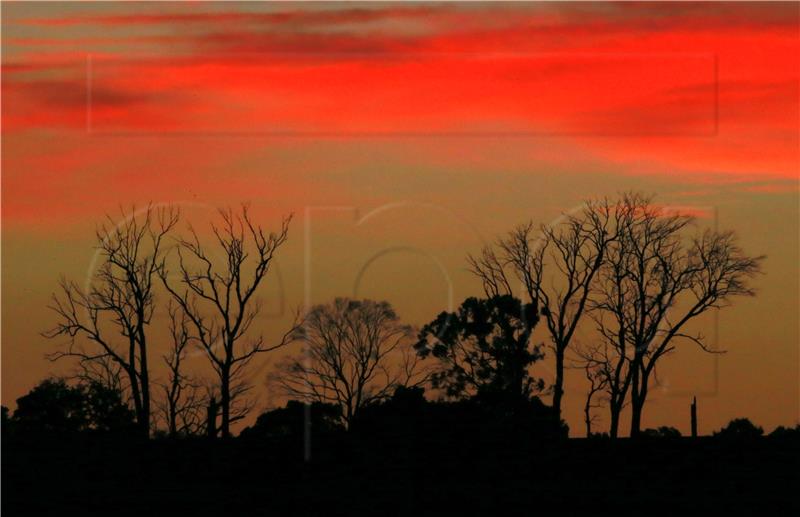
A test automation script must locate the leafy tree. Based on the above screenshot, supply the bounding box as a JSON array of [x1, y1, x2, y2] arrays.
[[468, 198, 615, 422], [239, 400, 343, 441], [11, 378, 135, 434], [415, 295, 544, 407], [769, 425, 800, 438], [642, 426, 682, 438], [354, 386, 429, 436], [357, 386, 566, 441]]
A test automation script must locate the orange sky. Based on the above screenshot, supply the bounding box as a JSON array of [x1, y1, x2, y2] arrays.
[[2, 2, 798, 436]]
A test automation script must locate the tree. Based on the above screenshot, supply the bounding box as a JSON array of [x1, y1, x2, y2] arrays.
[[581, 349, 609, 437], [11, 378, 135, 434], [160, 206, 299, 438], [468, 198, 615, 422], [239, 400, 343, 441], [577, 338, 630, 438], [12, 379, 87, 434], [270, 298, 428, 428], [642, 426, 682, 438], [590, 193, 763, 437], [769, 425, 800, 438], [415, 295, 544, 408], [154, 303, 207, 437], [45, 205, 179, 437], [714, 418, 764, 439]]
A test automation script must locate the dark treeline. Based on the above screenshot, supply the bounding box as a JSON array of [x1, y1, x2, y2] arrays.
[[25, 192, 767, 440], [3, 385, 799, 514], [3, 192, 798, 513]]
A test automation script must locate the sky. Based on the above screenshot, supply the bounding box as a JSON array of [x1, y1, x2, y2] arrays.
[[2, 1, 798, 436]]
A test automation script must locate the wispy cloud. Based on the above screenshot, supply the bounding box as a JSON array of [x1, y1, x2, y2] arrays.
[[2, 1, 798, 226]]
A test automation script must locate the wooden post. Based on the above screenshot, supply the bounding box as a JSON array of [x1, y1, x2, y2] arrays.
[[690, 396, 697, 438], [207, 396, 218, 439]]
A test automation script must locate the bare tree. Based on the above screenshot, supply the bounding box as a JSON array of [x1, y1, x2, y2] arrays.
[[583, 207, 638, 438], [45, 205, 179, 437], [160, 206, 298, 438], [579, 345, 609, 437], [468, 199, 615, 421], [270, 298, 428, 428], [73, 354, 129, 401], [155, 303, 207, 437], [590, 193, 763, 437]]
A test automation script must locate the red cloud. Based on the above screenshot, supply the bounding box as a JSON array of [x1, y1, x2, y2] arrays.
[[2, 2, 798, 227]]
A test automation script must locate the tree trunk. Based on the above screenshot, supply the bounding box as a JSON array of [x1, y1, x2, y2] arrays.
[[629, 364, 648, 438], [207, 397, 218, 438], [584, 380, 595, 437], [138, 342, 150, 438], [629, 356, 642, 438], [220, 366, 231, 438], [629, 385, 646, 438], [609, 402, 621, 439], [169, 408, 177, 437], [630, 403, 642, 438], [552, 345, 565, 422], [584, 404, 592, 437], [126, 363, 147, 438]]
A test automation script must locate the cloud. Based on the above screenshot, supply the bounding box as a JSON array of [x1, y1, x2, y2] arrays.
[[19, 2, 798, 31], [2, 1, 797, 228]]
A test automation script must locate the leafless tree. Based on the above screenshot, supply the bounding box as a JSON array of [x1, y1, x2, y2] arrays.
[[590, 193, 763, 437], [73, 354, 129, 400], [155, 303, 207, 437], [467, 199, 615, 421], [270, 298, 429, 428], [579, 344, 610, 437], [44, 205, 179, 437], [160, 206, 298, 438], [583, 207, 638, 438]]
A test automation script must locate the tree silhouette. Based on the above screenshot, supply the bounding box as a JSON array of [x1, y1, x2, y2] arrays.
[[270, 298, 428, 428], [415, 295, 544, 408], [11, 378, 135, 434], [589, 193, 763, 437], [154, 302, 207, 437], [44, 205, 179, 437], [769, 425, 800, 438], [468, 198, 615, 422], [239, 400, 343, 441], [642, 426, 682, 438], [160, 206, 300, 438], [581, 350, 609, 437], [714, 418, 764, 439], [576, 337, 632, 439]]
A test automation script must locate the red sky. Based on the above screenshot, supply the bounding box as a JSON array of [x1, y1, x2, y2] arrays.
[[2, 2, 798, 435]]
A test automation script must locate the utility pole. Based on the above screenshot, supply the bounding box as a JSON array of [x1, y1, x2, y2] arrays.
[[691, 396, 698, 438]]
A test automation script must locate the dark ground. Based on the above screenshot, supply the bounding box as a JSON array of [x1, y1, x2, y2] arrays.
[[3, 432, 798, 515]]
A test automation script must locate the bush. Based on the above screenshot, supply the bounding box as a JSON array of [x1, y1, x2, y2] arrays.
[[10, 378, 135, 435], [239, 400, 344, 441], [642, 426, 682, 438], [769, 424, 800, 438], [714, 418, 763, 439]]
